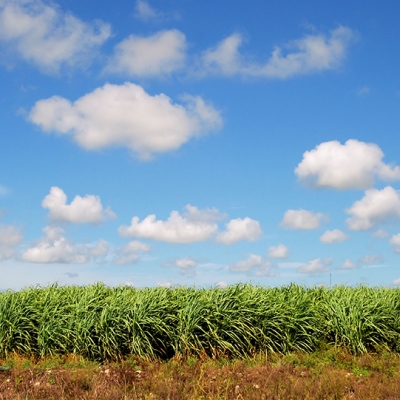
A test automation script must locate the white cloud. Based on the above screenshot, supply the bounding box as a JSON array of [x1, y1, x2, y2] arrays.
[[216, 217, 262, 245], [298, 258, 331, 274], [372, 229, 389, 238], [295, 140, 400, 190], [359, 255, 382, 264], [166, 257, 197, 276], [106, 30, 186, 77], [346, 186, 400, 231], [0, 0, 111, 73], [0, 223, 23, 260], [280, 209, 327, 230], [340, 259, 357, 269], [229, 254, 273, 276], [393, 278, 400, 286], [29, 82, 222, 160], [119, 205, 221, 243], [390, 234, 400, 253], [115, 240, 150, 265], [42, 186, 116, 224], [267, 244, 289, 259], [174, 257, 197, 269], [320, 229, 349, 244], [200, 26, 354, 79], [134, 0, 159, 21], [21, 226, 109, 263]]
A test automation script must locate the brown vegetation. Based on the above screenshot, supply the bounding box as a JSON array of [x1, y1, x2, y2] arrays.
[[1, 348, 400, 399]]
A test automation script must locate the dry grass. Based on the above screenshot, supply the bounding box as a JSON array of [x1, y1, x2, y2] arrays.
[[1, 348, 400, 399]]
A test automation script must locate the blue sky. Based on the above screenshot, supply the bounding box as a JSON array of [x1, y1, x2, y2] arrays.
[[1, 0, 400, 290]]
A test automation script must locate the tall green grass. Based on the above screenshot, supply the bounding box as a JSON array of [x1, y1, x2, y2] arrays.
[[0, 283, 399, 360]]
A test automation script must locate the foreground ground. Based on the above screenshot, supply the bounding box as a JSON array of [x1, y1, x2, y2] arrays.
[[1, 348, 400, 399]]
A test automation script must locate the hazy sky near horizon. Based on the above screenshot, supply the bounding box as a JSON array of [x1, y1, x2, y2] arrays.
[[1, 0, 400, 290]]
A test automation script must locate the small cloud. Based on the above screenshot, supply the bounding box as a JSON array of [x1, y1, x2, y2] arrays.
[[346, 186, 400, 231], [198, 26, 355, 79], [297, 258, 331, 274], [229, 254, 274, 276], [134, 0, 161, 21], [42, 186, 116, 224], [295, 140, 400, 190], [115, 240, 150, 265], [393, 278, 400, 286], [372, 229, 389, 238], [358, 254, 382, 264], [0, 0, 111, 74], [119, 205, 221, 243], [216, 281, 228, 288], [165, 257, 197, 276], [390, 234, 400, 253], [267, 244, 289, 259], [320, 229, 349, 244], [340, 259, 357, 269], [280, 209, 327, 230], [105, 29, 187, 77], [358, 86, 370, 95], [65, 272, 78, 278], [216, 217, 262, 245]]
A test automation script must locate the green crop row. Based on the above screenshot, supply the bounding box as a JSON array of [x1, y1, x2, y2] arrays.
[[0, 283, 399, 360]]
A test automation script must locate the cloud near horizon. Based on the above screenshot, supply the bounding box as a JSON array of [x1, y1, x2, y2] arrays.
[[229, 254, 274, 276], [29, 82, 222, 160], [119, 205, 262, 245], [21, 226, 108, 263], [0, 223, 23, 261]]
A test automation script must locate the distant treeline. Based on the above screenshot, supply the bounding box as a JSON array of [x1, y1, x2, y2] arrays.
[[0, 283, 399, 360]]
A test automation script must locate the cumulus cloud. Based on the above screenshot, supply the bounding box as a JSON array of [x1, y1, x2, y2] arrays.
[[320, 229, 349, 244], [115, 240, 150, 265], [42, 186, 115, 224], [229, 254, 274, 276], [267, 244, 289, 259], [199, 26, 354, 79], [295, 140, 400, 190], [0, 223, 23, 260], [298, 258, 331, 274], [216, 217, 262, 245], [390, 234, 400, 253], [29, 82, 222, 160], [280, 209, 327, 230], [340, 259, 357, 269], [21, 226, 109, 263], [346, 186, 400, 231], [0, 0, 111, 73], [119, 205, 222, 243], [106, 30, 186, 77]]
